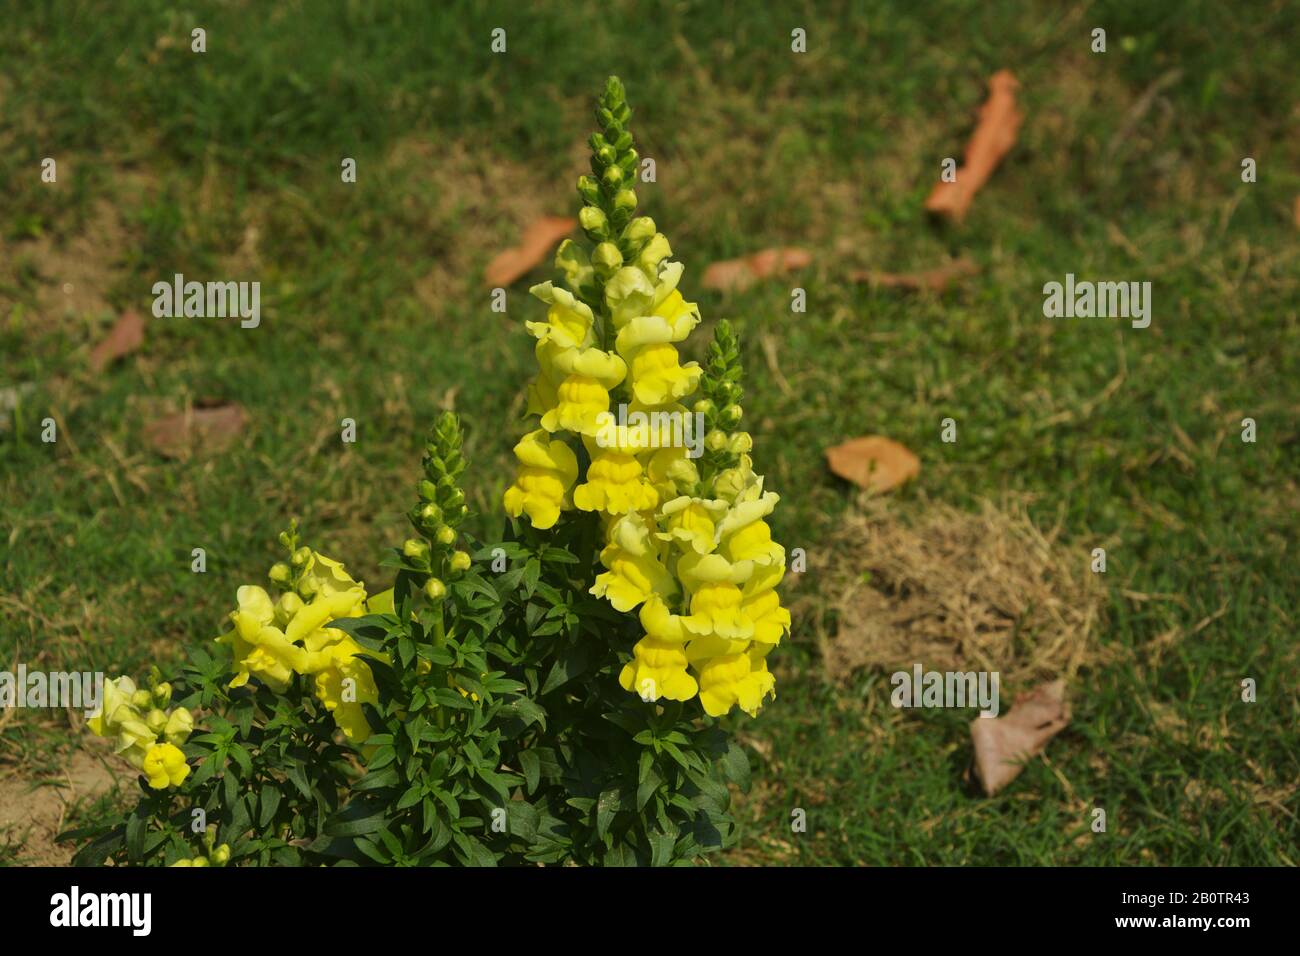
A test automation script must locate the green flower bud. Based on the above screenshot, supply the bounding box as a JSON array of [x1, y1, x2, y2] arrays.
[[145, 708, 168, 734], [297, 575, 319, 600], [693, 398, 716, 417], [211, 844, 231, 866], [721, 404, 744, 427], [424, 578, 447, 601], [403, 538, 430, 561], [420, 502, 443, 525], [152, 682, 172, 708], [579, 206, 608, 236], [613, 188, 637, 213], [192, 856, 210, 867], [592, 242, 623, 274], [268, 562, 292, 587], [449, 550, 472, 573], [727, 431, 754, 455], [577, 175, 601, 204], [597, 144, 617, 165], [131, 689, 153, 710], [442, 488, 466, 511], [291, 546, 312, 568], [418, 479, 438, 501], [705, 429, 729, 452], [622, 216, 656, 244], [601, 164, 624, 188], [436, 525, 457, 547]]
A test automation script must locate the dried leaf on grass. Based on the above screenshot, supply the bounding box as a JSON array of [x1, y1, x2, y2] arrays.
[[145, 402, 247, 458], [850, 257, 979, 293], [89, 311, 144, 372], [702, 247, 812, 292], [825, 436, 920, 492], [818, 498, 1106, 687], [483, 216, 575, 287], [925, 70, 1022, 223], [970, 679, 1071, 796]]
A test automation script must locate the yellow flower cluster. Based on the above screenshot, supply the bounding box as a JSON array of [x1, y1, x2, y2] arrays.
[[504, 232, 790, 717], [216, 550, 392, 744], [87, 675, 195, 789]]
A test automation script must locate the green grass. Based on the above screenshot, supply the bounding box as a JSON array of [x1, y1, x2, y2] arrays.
[[2, 0, 1297, 864]]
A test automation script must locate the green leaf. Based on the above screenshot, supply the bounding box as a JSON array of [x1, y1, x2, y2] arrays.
[[395, 785, 424, 811], [125, 813, 145, 863], [637, 753, 664, 811], [286, 761, 312, 799], [506, 801, 540, 841], [596, 788, 621, 838], [721, 741, 751, 791], [540, 642, 594, 694], [351, 766, 401, 792], [518, 750, 541, 794], [603, 842, 637, 866], [522, 557, 541, 595], [649, 827, 677, 867], [259, 786, 282, 828], [325, 804, 389, 837]]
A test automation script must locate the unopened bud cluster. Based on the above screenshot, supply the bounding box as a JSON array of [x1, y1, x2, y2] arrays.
[[577, 77, 658, 297], [406, 412, 472, 601], [694, 319, 749, 478]]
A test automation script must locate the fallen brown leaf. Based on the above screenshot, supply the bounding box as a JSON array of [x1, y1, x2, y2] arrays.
[[89, 311, 145, 373], [850, 257, 979, 292], [145, 402, 247, 459], [970, 679, 1071, 796], [483, 216, 575, 287], [701, 247, 812, 293], [925, 70, 1022, 223], [825, 436, 920, 493]]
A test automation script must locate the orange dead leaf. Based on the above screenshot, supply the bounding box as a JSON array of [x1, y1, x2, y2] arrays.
[[850, 257, 979, 292], [89, 311, 145, 373], [970, 679, 1071, 796], [702, 247, 812, 293], [825, 436, 920, 493], [925, 70, 1022, 223], [145, 402, 248, 459], [483, 216, 575, 287]]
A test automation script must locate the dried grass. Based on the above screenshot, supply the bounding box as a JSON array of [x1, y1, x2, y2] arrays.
[[816, 496, 1108, 688]]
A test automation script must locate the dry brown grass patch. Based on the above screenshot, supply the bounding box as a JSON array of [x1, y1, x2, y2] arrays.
[[814, 496, 1108, 689]]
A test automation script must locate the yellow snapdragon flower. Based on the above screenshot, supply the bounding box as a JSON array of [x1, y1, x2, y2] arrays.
[[692, 647, 776, 718], [656, 495, 728, 554], [142, 742, 190, 789], [591, 513, 676, 612], [536, 344, 627, 436], [88, 675, 196, 785], [526, 283, 596, 350], [503, 429, 580, 529], [214, 550, 389, 745], [615, 313, 701, 406], [573, 438, 659, 515]]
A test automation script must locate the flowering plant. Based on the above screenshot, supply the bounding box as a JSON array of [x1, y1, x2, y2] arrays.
[[66, 77, 788, 867]]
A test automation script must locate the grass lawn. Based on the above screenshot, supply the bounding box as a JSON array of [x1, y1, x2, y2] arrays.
[[2, 0, 1297, 864]]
